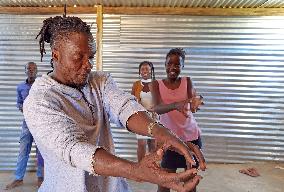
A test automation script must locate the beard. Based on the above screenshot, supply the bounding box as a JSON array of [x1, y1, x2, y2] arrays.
[[71, 73, 89, 89]]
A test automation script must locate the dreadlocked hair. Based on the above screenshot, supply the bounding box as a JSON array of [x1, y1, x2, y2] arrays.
[[166, 48, 186, 67], [36, 16, 93, 73], [138, 61, 155, 80]]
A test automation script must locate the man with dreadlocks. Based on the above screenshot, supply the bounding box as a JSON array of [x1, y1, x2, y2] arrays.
[[23, 16, 205, 192]]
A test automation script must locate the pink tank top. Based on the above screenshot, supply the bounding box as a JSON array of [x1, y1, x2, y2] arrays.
[[158, 77, 200, 141]]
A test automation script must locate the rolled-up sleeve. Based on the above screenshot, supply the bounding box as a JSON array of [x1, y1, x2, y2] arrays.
[[102, 74, 146, 127], [23, 96, 100, 175]]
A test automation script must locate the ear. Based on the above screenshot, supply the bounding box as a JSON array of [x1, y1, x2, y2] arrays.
[[52, 48, 59, 64]]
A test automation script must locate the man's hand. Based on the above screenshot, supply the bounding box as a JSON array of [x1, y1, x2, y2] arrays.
[[131, 148, 202, 192], [124, 111, 206, 190], [92, 143, 203, 192], [185, 142, 207, 171], [152, 125, 207, 171]]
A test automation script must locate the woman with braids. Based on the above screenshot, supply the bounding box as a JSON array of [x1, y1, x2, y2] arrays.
[[131, 61, 157, 162], [151, 48, 206, 192], [23, 16, 205, 192]]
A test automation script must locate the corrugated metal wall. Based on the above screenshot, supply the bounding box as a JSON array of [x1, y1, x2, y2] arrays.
[[0, 14, 283, 171], [103, 15, 284, 163]]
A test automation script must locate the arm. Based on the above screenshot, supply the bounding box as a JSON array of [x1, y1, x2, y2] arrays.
[[187, 77, 204, 113], [151, 80, 177, 114], [93, 147, 201, 191], [151, 80, 191, 116], [23, 97, 99, 173], [102, 74, 173, 137], [16, 85, 23, 113], [187, 77, 194, 99], [131, 81, 142, 103], [101, 72, 205, 160], [98, 74, 204, 189], [93, 110, 203, 191]]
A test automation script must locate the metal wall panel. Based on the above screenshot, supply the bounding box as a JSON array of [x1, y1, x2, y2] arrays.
[[0, 0, 284, 8], [0, 14, 97, 170], [1, 13, 284, 171], [103, 15, 284, 163]]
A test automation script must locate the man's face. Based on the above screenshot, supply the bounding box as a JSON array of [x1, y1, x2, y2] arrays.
[[52, 32, 95, 88], [25, 63, 37, 79]]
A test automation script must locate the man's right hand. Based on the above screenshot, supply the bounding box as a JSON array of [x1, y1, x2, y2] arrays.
[[131, 148, 202, 192]]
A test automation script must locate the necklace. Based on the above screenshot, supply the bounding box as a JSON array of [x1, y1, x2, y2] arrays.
[[78, 89, 96, 125]]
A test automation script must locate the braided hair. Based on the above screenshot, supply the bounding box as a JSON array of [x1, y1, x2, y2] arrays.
[[138, 61, 155, 80], [36, 16, 93, 73], [165, 48, 186, 67]]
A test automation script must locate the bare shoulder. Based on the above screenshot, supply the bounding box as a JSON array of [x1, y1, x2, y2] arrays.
[[151, 80, 159, 89]]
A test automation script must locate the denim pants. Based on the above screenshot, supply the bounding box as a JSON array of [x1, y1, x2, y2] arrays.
[[15, 126, 44, 180]]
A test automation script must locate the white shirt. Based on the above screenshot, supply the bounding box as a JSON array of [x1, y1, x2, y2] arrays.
[[23, 72, 146, 192]]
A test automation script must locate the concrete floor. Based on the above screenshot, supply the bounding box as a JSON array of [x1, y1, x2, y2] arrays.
[[1, 162, 284, 192]]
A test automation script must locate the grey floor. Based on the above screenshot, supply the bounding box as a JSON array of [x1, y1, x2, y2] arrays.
[[1, 162, 284, 192]]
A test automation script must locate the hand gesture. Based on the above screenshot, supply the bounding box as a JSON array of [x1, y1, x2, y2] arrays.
[[190, 95, 204, 113], [132, 147, 202, 192], [185, 142, 207, 171], [174, 99, 192, 117], [155, 127, 207, 171]]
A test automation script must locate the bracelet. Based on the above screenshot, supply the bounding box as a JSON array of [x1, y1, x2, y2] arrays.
[[147, 122, 159, 136], [90, 151, 97, 176], [90, 147, 105, 176]]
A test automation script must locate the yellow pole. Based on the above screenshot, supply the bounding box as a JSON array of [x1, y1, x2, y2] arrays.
[[96, 5, 103, 71]]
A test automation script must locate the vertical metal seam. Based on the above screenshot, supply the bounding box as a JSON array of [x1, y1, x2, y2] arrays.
[[96, 5, 103, 71]]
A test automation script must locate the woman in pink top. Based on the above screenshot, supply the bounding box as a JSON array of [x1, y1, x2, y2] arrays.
[[151, 48, 206, 192]]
